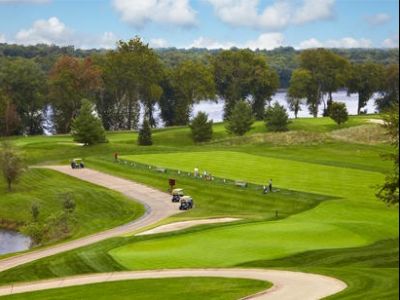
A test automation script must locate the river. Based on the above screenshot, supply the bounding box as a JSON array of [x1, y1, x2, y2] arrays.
[[192, 90, 379, 122]]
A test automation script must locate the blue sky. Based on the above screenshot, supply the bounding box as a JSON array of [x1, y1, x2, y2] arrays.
[[0, 0, 398, 50]]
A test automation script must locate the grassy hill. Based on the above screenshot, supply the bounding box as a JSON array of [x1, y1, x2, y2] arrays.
[[0, 115, 398, 299]]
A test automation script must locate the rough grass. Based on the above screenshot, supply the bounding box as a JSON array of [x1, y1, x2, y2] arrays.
[[0, 277, 271, 300], [329, 124, 389, 145], [0, 168, 144, 246]]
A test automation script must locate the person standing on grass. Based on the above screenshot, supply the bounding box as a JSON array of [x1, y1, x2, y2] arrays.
[[269, 179, 273, 192], [114, 152, 119, 161], [194, 167, 199, 177]]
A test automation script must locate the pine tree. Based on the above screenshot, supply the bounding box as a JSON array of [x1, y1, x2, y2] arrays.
[[226, 101, 254, 136], [71, 99, 107, 145], [190, 112, 213, 143], [138, 119, 153, 146], [265, 103, 290, 132]]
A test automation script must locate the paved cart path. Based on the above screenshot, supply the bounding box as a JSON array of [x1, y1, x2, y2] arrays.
[[0, 166, 180, 273], [0, 166, 347, 299], [0, 269, 346, 300], [136, 217, 241, 236]]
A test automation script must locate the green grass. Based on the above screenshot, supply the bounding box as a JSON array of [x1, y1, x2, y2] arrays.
[[0, 114, 397, 299], [86, 156, 330, 220], [239, 238, 399, 300], [0, 277, 271, 300], [0, 168, 144, 245], [110, 220, 368, 270]]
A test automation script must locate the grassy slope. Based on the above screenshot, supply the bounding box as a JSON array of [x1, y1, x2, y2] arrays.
[[0, 115, 398, 299], [0, 168, 144, 246], [0, 277, 270, 300]]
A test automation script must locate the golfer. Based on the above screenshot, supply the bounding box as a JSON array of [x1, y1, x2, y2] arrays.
[[269, 179, 273, 192], [194, 167, 199, 177]]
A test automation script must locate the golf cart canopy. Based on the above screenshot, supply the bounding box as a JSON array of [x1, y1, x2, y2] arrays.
[[172, 189, 184, 195]]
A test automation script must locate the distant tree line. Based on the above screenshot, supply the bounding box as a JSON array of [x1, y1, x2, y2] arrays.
[[0, 39, 398, 137]]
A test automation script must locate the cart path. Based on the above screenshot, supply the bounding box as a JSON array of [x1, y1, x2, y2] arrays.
[[136, 218, 241, 236], [0, 166, 181, 273], [0, 166, 348, 300], [0, 269, 347, 300]]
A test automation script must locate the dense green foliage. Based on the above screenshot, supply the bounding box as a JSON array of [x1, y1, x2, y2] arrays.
[[329, 102, 349, 126], [265, 103, 290, 132], [0, 142, 25, 191], [71, 99, 107, 145], [377, 105, 399, 205], [162, 60, 215, 125], [137, 119, 153, 146], [189, 112, 213, 142], [0, 58, 46, 135], [347, 62, 385, 114], [226, 101, 254, 136], [212, 50, 279, 119]]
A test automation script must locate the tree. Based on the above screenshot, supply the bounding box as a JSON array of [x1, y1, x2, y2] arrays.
[[171, 60, 216, 125], [376, 104, 399, 206], [71, 99, 107, 145], [376, 64, 399, 112], [0, 142, 25, 191], [189, 112, 213, 143], [0, 93, 20, 136], [347, 62, 385, 114], [329, 102, 349, 126], [213, 50, 278, 120], [226, 101, 254, 136], [100, 37, 163, 130], [0, 58, 46, 135], [49, 56, 102, 133], [138, 119, 153, 146], [299, 49, 350, 116], [265, 102, 290, 132], [288, 69, 310, 118], [288, 68, 320, 118], [249, 56, 280, 120]]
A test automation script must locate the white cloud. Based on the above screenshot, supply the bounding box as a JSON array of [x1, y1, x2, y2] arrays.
[[207, 0, 335, 30], [188, 32, 284, 50], [15, 17, 72, 45], [10, 17, 118, 49], [298, 37, 372, 49], [0, 34, 5, 43], [293, 0, 335, 24], [365, 13, 391, 26], [297, 38, 323, 49], [188, 36, 234, 49], [112, 0, 196, 27], [149, 38, 169, 48], [244, 33, 285, 50], [382, 35, 399, 48]]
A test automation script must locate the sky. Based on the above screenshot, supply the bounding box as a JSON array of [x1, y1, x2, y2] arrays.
[[0, 0, 398, 50]]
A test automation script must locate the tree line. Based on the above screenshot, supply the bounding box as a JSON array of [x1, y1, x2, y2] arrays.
[[0, 37, 398, 136]]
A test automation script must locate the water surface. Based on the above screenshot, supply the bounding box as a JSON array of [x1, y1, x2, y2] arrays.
[[0, 229, 31, 255]]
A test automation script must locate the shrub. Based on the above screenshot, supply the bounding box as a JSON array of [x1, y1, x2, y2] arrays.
[[226, 101, 254, 136], [265, 102, 290, 132], [138, 119, 153, 146], [330, 102, 349, 126], [190, 112, 213, 143], [71, 99, 107, 145], [0, 142, 25, 191]]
